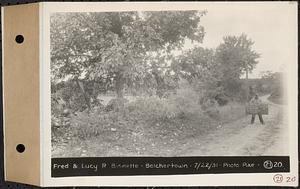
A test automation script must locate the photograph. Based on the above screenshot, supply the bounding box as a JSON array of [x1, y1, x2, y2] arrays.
[[1, 1, 296, 187], [50, 8, 289, 158]]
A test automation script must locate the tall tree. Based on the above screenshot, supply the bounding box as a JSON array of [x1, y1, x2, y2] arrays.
[[172, 34, 260, 102], [215, 34, 260, 98]]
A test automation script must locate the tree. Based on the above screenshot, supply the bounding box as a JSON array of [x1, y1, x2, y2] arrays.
[[51, 11, 206, 109], [215, 34, 260, 99], [172, 47, 217, 80], [172, 34, 260, 103], [172, 47, 223, 103]]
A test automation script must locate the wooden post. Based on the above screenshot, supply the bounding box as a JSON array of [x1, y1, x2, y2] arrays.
[[75, 78, 91, 110], [245, 67, 249, 101]]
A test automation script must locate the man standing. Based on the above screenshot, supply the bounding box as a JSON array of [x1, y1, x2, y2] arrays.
[[250, 95, 264, 124]]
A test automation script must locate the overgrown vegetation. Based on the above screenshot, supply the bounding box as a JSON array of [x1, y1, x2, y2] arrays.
[[50, 11, 281, 157]]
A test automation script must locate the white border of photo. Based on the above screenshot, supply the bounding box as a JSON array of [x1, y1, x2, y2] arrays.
[[41, 2, 298, 187]]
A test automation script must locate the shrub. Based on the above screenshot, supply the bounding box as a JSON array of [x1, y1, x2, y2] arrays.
[[124, 82, 203, 121], [168, 84, 203, 118], [124, 96, 175, 121], [59, 82, 205, 141], [201, 98, 220, 119], [215, 94, 229, 106]]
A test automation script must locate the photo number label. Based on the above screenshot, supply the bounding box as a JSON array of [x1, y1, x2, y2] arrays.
[[273, 174, 297, 184]]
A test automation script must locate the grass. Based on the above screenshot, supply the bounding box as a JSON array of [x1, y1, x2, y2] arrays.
[[218, 102, 246, 123], [268, 96, 286, 105], [51, 101, 246, 157]]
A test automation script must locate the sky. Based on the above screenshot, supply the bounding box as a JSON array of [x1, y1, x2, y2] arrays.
[[181, 2, 297, 78]]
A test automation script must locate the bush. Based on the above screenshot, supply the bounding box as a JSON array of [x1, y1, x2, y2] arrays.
[[168, 84, 204, 117], [58, 82, 205, 141], [201, 98, 220, 118], [124, 96, 177, 121], [124, 83, 203, 121], [215, 94, 229, 106]]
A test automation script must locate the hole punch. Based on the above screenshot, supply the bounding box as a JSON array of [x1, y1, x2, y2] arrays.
[[16, 144, 25, 153], [15, 35, 24, 44]]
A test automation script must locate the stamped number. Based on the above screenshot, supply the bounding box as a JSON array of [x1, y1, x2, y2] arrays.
[[273, 174, 283, 183], [273, 174, 297, 183], [286, 176, 296, 183]]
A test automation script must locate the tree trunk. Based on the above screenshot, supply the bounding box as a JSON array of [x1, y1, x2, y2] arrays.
[[152, 71, 164, 98], [115, 73, 124, 99], [245, 67, 249, 101], [91, 80, 99, 103], [75, 78, 91, 110]]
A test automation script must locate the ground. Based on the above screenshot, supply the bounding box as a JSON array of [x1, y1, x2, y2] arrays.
[[183, 95, 288, 156], [52, 94, 288, 157]]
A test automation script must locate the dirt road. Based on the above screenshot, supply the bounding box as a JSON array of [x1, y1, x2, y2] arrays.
[[182, 95, 289, 156]]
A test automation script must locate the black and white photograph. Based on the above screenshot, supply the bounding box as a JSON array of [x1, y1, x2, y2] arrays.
[[1, 1, 297, 187], [50, 5, 292, 158]]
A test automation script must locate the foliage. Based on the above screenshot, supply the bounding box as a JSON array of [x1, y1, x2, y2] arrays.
[[168, 81, 204, 117], [51, 11, 206, 105], [50, 10, 267, 157], [172, 34, 260, 103], [105, 98, 129, 112], [216, 34, 260, 78], [172, 47, 223, 102], [61, 82, 203, 140], [215, 34, 260, 97], [52, 81, 92, 112], [124, 81, 202, 120], [172, 47, 217, 80]]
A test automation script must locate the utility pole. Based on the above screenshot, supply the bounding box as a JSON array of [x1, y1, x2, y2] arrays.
[[245, 66, 249, 101]]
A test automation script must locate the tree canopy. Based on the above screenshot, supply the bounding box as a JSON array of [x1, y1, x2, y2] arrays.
[[51, 11, 260, 110], [215, 34, 260, 79], [215, 34, 260, 98], [172, 34, 260, 102], [51, 11, 206, 104]]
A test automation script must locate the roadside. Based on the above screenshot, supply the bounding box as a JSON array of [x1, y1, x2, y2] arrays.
[[52, 94, 288, 157], [183, 94, 288, 156]]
